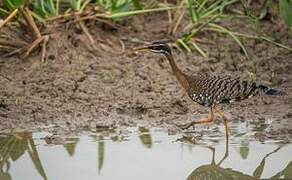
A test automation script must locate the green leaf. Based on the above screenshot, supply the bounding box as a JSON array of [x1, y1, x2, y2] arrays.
[[208, 23, 249, 58], [32, 0, 58, 18], [177, 39, 192, 52], [190, 42, 207, 57], [97, 136, 105, 174], [138, 127, 152, 149], [27, 137, 48, 180], [188, 0, 198, 23], [2, 0, 24, 11], [269, 161, 292, 179], [63, 137, 80, 156], [239, 146, 249, 159], [132, 0, 142, 10], [253, 157, 265, 178], [279, 0, 292, 27]]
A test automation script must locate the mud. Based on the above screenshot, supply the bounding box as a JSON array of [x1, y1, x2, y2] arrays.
[[0, 12, 291, 138]]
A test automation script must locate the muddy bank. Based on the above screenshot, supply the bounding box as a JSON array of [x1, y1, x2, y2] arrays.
[[0, 13, 291, 137]]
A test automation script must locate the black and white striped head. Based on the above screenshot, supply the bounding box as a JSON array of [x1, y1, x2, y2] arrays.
[[134, 42, 172, 55]]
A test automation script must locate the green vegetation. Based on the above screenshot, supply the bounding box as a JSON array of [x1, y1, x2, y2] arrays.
[[279, 0, 292, 27], [0, 0, 291, 59], [177, 0, 292, 57], [177, 0, 245, 57]]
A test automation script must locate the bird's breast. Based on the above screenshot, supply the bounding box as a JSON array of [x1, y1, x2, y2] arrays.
[[188, 92, 214, 107]]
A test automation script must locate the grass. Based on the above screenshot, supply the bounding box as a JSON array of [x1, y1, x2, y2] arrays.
[[175, 0, 250, 58], [279, 0, 292, 28], [173, 0, 292, 58], [0, 0, 292, 59]]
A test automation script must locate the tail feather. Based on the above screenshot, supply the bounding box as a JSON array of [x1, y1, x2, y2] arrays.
[[257, 85, 287, 96]]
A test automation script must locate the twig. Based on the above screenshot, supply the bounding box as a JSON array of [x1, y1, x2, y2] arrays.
[[0, 39, 28, 48], [0, 45, 16, 51], [119, 39, 125, 54], [22, 7, 41, 39], [78, 21, 95, 49], [172, 3, 186, 35], [163, 0, 173, 34], [3, 47, 26, 57], [24, 36, 45, 58], [46, 11, 84, 22], [0, 9, 18, 29], [41, 35, 49, 62], [70, 14, 96, 24]]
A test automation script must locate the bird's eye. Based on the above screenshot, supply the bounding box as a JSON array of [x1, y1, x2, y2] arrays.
[[153, 45, 165, 50]]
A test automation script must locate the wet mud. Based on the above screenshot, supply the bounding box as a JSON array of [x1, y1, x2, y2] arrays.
[[0, 13, 292, 139]]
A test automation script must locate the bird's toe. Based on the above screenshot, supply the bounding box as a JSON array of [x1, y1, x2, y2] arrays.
[[176, 122, 194, 130]]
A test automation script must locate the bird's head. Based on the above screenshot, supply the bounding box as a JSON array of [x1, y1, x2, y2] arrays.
[[134, 42, 172, 55]]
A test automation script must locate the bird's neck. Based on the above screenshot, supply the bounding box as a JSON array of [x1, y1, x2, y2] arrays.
[[164, 52, 189, 90]]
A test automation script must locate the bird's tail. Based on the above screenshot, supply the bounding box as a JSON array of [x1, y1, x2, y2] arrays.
[[257, 85, 287, 96]]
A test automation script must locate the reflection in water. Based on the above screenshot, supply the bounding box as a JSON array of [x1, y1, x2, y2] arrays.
[[271, 161, 292, 179], [253, 146, 282, 179], [186, 136, 254, 180], [138, 127, 152, 149], [90, 134, 106, 174], [0, 126, 291, 180], [239, 146, 249, 160], [63, 137, 79, 157], [0, 133, 47, 180], [97, 136, 105, 174], [187, 135, 285, 180]]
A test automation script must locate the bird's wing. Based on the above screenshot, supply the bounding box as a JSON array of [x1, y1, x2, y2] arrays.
[[188, 75, 257, 105]]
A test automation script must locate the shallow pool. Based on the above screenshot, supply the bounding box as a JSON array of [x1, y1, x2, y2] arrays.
[[0, 122, 291, 180]]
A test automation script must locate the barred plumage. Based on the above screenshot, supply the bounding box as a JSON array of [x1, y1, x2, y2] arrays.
[[134, 42, 286, 133], [186, 75, 285, 107]]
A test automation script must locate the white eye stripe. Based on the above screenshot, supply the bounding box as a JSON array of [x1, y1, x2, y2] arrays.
[[151, 49, 167, 53]]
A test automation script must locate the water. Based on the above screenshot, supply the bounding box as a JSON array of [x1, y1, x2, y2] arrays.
[[0, 122, 292, 180]]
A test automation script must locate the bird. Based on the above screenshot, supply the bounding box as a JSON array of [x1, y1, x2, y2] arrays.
[[186, 134, 283, 180], [133, 41, 286, 137]]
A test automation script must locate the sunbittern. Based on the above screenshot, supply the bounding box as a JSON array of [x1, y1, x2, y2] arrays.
[[134, 42, 286, 137]]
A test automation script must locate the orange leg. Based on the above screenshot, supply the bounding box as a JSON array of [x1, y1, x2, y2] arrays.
[[214, 107, 229, 139], [179, 107, 214, 129]]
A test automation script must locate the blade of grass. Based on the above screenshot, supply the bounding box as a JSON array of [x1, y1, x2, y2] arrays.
[[132, 0, 143, 10], [201, 0, 237, 18], [40, 0, 48, 17], [187, 0, 198, 23], [206, 28, 292, 52], [208, 23, 249, 58], [100, 6, 180, 19], [49, 0, 56, 14], [190, 41, 207, 57], [260, 36, 292, 52], [30, 10, 45, 22], [4, 0, 16, 11], [172, 0, 186, 34], [173, 1, 186, 34], [0, 8, 18, 29], [184, 14, 220, 42], [80, 0, 90, 12], [56, 0, 59, 16], [201, 0, 223, 17], [177, 38, 191, 52], [197, 0, 208, 13], [77, 0, 82, 11], [0, 8, 10, 16]]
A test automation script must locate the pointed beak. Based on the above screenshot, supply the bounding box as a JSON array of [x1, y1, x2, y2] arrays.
[[132, 45, 151, 52]]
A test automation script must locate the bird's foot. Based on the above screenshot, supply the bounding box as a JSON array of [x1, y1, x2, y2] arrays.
[[175, 122, 195, 130]]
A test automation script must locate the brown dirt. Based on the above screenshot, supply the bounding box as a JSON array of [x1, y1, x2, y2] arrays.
[[0, 12, 292, 137]]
